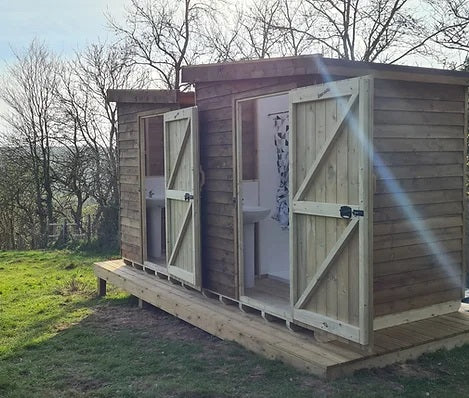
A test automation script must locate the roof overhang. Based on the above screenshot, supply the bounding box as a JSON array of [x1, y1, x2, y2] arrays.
[[182, 55, 469, 86], [106, 89, 195, 105]]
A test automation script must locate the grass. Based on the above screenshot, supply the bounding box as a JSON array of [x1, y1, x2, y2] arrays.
[[1, 250, 469, 397]]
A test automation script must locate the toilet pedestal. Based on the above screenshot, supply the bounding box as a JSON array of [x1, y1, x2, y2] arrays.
[[147, 207, 163, 259], [243, 223, 256, 289]]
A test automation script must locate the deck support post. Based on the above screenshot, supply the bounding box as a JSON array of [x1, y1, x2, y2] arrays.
[[97, 277, 107, 297]]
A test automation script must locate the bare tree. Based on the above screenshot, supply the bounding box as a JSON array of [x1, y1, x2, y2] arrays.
[[431, 0, 469, 67], [202, 0, 309, 62], [0, 41, 62, 247], [53, 70, 93, 229], [204, 0, 466, 65], [277, 0, 316, 56], [240, 0, 285, 59], [0, 146, 37, 249], [69, 41, 148, 246], [271, 0, 435, 63], [109, 0, 212, 89], [202, 5, 248, 62]]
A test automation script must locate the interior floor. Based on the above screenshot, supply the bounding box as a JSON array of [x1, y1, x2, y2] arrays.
[[147, 256, 166, 265], [245, 276, 290, 312], [144, 257, 167, 274]]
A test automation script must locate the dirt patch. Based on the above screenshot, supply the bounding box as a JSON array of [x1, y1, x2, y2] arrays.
[[395, 362, 441, 379], [359, 361, 440, 381], [85, 303, 220, 345], [173, 393, 235, 398], [80, 302, 446, 398]]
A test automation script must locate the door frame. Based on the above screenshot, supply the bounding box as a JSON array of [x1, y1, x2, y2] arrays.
[[137, 108, 172, 274], [232, 88, 292, 311]]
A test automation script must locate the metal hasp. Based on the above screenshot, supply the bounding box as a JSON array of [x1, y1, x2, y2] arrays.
[[184, 192, 194, 201], [339, 206, 364, 219]]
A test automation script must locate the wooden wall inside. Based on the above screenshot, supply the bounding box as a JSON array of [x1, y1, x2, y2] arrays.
[[241, 100, 258, 180], [145, 116, 164, 176], [372, 80, 466, 317], [118, 103, 179, 263]]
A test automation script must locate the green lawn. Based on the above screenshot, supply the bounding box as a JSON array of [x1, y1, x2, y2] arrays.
[[1, 250, 469, 397]]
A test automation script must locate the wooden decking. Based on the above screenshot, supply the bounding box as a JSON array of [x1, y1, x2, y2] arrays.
[[94, 259, 469, 379]]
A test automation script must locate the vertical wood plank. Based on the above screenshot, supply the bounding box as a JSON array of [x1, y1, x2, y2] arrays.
[[325, 98, 338, 320], [139, 116, 147, 264], [463, 87, 468, 297], [300, 103, 310, 298], [315, 99, 327, 314], [235, 99, 245, 297], [348, 98, 360, 328], [336, 104, 349, 324], [358, 77, 373, 345], [289, 97, 298, 304]]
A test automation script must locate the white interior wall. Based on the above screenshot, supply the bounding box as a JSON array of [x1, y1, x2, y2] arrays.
[[256, 94, 290, 281]]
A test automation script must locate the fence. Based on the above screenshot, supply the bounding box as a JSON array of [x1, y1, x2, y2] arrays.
[[48, 215, 94, 243]]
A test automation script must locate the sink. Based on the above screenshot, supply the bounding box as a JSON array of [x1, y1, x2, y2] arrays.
[[146, 196, 165, 208], [243, 206, 270, 224]]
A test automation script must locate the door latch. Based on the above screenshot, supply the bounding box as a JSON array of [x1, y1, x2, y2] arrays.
[[340, 206, 364, 219], [184, 192, 194, 202]]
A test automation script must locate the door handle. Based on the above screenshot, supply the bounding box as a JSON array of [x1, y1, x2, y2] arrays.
[[184, 193, 194, 201]]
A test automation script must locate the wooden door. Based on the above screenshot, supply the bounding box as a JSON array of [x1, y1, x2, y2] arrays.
[[289, 77, 373, 345], [164, 106, 201, 289]]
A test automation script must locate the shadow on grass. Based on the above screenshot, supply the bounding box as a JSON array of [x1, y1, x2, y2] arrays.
[[0, 297, 322, 398], [0, 291, 135, 360], [3, 295, 469, 398]]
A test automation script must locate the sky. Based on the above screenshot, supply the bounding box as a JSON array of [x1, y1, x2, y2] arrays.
[[0, 0, 128, 117], [0, 0, 127, 65]]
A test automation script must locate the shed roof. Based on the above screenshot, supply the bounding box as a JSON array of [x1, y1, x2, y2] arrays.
[[182, 55, 469, 86], [107, 89, 194, 105]]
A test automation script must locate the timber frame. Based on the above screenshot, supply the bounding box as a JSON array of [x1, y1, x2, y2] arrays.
[[233, 89, 291, 304], [138, 108, 171, 275]]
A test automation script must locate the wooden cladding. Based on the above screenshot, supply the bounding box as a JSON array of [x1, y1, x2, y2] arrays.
[[372, 79, 466, 317], [118, 103, 181, 264]]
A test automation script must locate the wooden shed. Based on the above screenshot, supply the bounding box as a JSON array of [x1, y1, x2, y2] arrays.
[[96, 55, 469, 378]]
